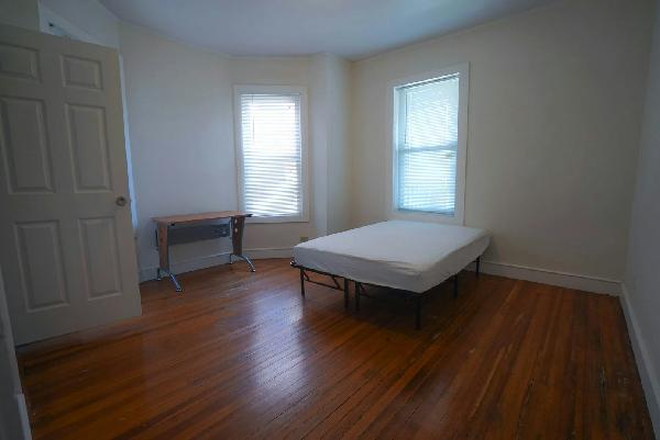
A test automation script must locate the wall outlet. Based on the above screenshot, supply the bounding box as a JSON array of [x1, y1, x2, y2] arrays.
[[299, 236, 309, 242]]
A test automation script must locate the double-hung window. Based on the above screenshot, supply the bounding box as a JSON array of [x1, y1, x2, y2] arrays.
[[392, 64, 468, 223], [234, 86, 307, 222]]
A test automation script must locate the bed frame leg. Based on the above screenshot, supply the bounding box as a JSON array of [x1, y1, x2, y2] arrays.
[[476, 256, 481, 277], [343, 278, 349, 310], [415, 295, 422, 330], [453, 274, 459, 299], [300, 268, 305, 298], [355, 282, 361, 312]]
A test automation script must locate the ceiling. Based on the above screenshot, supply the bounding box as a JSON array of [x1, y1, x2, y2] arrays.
[[100, 0, 555, 60]]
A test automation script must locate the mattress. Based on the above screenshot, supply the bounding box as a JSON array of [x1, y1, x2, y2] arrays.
[[293, 220, 490, 293]]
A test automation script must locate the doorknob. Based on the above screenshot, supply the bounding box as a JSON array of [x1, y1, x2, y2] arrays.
[[116, 196, 128, 207]]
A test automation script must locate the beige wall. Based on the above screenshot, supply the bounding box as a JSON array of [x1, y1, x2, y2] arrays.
[[325, 55, 352, 234], [310, 53, 353, 236], [119, 24, 351, 278], [350, 0, 656, 281], [120, 24, 237, 278], [623, 2, 660, 433]]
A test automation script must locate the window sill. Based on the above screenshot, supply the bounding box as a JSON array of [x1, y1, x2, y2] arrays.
[[389, 209, 463, 225], [246, 216, 309, 225]]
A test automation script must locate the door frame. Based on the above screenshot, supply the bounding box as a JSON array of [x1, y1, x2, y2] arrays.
[[0, 265, 32, 440]]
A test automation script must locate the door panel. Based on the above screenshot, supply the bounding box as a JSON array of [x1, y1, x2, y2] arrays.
[[0, 42, 40, 81], [15, 221, 69, 310], [0, 96, 54, 193], [79, 217, 122, 299], [0, 24, 141, 344], [66, 104, 112, 192], [62, 55, 103, 90]]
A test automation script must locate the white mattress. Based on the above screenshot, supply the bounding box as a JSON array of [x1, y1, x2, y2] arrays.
[[293, 221, 490, 293]]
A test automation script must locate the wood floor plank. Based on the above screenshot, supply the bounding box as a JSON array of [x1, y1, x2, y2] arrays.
[[17, 259, 655, 440]]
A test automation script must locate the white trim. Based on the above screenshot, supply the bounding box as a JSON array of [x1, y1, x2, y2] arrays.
[[466, 259, 621, 295], [16, 392, 32, 440], [139, 247, 293, 282], [387, 63, 469, 225], [38, 3, 103, 45], [233, 85, 310, 224], [620, 284, 660, 435], [140, 250, 621, 297]]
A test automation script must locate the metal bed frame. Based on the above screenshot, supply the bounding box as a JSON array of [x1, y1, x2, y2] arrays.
[[290, 256, 481, 329]]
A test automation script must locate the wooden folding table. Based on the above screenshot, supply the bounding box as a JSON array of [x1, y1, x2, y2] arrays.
[[152, 211, 254, 292]]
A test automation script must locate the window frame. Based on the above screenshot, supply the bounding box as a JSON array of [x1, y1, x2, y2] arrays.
[[233, 85, 309, 224], [388, 63, 470, 225]]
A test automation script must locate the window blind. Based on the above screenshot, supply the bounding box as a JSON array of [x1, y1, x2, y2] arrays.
[[239, 93, 303, 218], [395, 74, 459, 215]]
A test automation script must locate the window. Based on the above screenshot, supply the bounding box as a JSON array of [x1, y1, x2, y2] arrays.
[[234, 86, 307, 222], [392, 65, 468, 223]]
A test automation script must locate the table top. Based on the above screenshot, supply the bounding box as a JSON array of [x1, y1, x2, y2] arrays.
[[153, 211, 252, 225]]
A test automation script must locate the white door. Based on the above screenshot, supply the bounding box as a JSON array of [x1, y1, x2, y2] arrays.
[[0, 24, 141, 345]]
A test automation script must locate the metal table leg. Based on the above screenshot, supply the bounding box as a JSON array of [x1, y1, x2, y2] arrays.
[[168, 272, 182, 292], [156, 223, 183, 292], [230, 215, 256, 272], [229, 253, 256, 272]]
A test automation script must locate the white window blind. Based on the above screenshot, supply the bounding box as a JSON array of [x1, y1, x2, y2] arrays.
[[394, 74, 459, 215], [238, 92, 303, 218]]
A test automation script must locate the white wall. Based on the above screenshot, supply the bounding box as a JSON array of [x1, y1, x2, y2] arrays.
[[119, 25, 351, 279], [119, 24, 237, 278], [38, 0, 119, 48], [309, 53, 353, 236], [310, 54, 330, 238], [622, 2, 660, 434], [324, 55, 352, 234], [350, 0, 656, 284]]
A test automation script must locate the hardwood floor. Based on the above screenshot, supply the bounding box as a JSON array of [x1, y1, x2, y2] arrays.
[[18, 259, 654, 440]]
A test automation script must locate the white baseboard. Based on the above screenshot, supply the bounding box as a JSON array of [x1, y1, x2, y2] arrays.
[[620, 284, 660, 435], [141, 251, 621, 296], [244, 247, 293, 260], [467, 260, 621, 296], [139, 247, 293, 282]]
